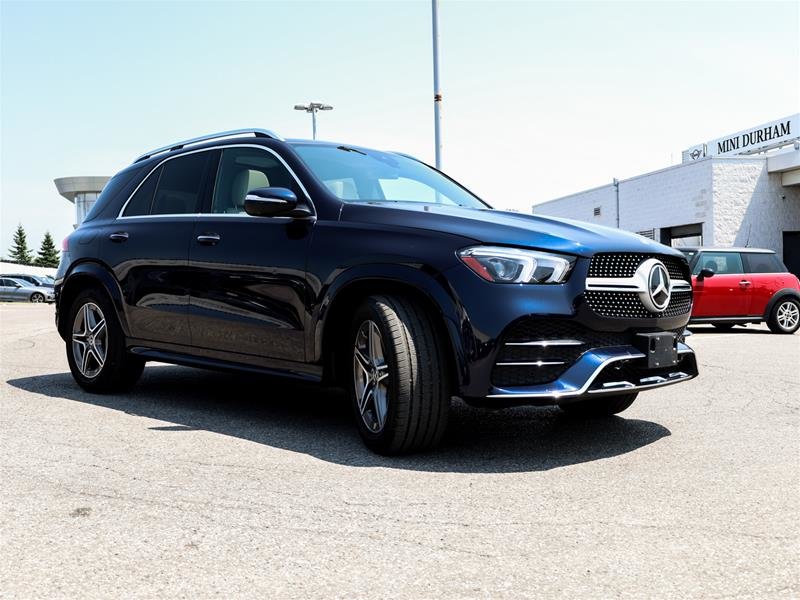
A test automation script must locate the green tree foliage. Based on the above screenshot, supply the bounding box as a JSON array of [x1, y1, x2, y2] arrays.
[[35, 231, 60, 268], [7, 224, 34, 265]]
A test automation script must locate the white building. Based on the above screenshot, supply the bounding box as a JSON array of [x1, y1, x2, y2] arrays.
[[533, 115, 800, 276], [54, 176, 110, 227]]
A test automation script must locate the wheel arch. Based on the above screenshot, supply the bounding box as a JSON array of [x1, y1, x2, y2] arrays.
[[57, 261, 128, 340], [762, 288, 800, 321], [314, 267, 468, 391]]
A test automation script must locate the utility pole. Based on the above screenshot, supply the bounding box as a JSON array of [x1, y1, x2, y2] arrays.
[[431, 0, 442, 169], [294, 102, 333, 140]]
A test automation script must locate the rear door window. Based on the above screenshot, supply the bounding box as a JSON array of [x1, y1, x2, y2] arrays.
[[742, 252, 785, 273], [151, 152, 212, 215], [693, 252, 744, 275]]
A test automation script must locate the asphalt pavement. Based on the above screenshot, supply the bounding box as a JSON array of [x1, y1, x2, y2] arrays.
[[1, 303, 798, 598]]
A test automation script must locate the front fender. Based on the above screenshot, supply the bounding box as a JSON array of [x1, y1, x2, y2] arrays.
[[310, 263, 473, 388]]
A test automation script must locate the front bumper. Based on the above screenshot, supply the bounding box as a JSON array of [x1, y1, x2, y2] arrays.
[[483, 342, 697, 405]]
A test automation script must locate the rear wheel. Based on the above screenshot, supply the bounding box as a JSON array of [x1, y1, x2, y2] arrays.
[[347, 295, 450, 455], [767, 298, 800, 334], [559, 393, 638, 417], [30, 292, 45, 303], [67, 288, 145, 393]]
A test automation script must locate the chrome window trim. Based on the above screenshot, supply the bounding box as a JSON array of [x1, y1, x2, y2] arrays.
[[117, 144, 313, 220]]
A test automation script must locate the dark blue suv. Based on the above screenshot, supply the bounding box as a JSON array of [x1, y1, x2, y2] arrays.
[[55, 129, 698, 454]]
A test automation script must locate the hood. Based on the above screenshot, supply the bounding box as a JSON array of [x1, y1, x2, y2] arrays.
[[339, 202, 681, 258]]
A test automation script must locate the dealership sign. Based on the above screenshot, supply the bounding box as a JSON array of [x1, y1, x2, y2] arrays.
[[682, 114, 800, 162]]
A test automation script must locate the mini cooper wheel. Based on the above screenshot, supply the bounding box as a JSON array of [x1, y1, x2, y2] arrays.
[[348, 295, 450, 455], [559, 392, 638, 417], [67, 289, 144, 393], [30, 292, 45, 303], [768, 298, 800, 334]]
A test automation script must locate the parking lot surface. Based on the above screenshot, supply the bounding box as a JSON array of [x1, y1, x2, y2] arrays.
[[1, 303, 798, 598]]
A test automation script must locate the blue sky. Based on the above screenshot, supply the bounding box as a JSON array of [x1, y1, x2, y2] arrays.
[[1, 0, 798, 254]]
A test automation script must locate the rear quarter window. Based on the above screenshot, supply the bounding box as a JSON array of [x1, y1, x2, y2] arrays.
[[742, 253, 785, 273], [83, 169, 142, 222]]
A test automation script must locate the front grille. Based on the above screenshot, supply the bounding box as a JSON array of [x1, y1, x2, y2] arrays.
[[491, 319, 685, 388], [588, 253, 688, 280], [585, 290, 693, 319], [585, 253, 692, 319]]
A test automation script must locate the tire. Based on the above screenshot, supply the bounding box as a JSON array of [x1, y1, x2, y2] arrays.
[[712, 323, 735, 331], [347, 295, 450, 455], [30, 292, 45, 303], [66, 288, 145, 393], [767, 297, 800, 334], [559, 393, 638, 417]]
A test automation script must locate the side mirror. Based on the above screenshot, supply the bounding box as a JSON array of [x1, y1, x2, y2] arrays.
[[244, 187, 302, 217], [697, 267, 715, 280]]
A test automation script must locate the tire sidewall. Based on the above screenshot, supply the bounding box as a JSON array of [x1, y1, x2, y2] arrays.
[[771, 298, 800, 334], [347, 301, 400, 448], [66, 289, 124, 389]]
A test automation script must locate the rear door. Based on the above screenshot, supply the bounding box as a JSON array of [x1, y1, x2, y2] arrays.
[[691, 251, 749, 317], [104, 150, 214, 346], [741, 252, 790, 315], [186, 145, 314, 362], [0, 279, 13, 300]]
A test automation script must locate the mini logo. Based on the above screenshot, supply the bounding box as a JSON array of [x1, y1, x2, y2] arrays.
[[690, 148, 702, 160], [635, 259, 672, 313]]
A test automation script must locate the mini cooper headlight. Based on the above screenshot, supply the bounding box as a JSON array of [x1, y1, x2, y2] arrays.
[[458, 246, 575, 284]]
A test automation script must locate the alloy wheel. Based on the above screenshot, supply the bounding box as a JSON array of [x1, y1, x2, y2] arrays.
[[776, 300, 799, 331], [31, 293, 44, 303], [72, 302, 108, 378], [353, 320, 390, 433]]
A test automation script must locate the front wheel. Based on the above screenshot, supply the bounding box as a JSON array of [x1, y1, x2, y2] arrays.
[[30, 292, 45, 303], [559, 393, 638, 417], [767, 298, 800, 334], [66, 289, 145, 393], [348, 295, 450, 455]]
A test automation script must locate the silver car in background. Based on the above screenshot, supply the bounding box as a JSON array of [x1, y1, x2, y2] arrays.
[[0, 277, 55, 303]]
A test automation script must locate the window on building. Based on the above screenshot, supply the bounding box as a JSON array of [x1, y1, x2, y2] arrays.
[[636, 229, 655, 240], [693, 252, 743, 275], [742, 252, 785, 273], [661, 223, 703, 248]]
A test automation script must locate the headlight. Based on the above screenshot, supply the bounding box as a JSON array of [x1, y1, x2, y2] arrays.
[[458, 246, 574, 284]]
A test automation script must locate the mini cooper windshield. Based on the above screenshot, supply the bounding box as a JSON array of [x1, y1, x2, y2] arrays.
[[292, 143, 489, 209]]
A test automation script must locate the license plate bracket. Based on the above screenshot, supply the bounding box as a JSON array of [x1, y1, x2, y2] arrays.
[[634, 332, 678, 368]]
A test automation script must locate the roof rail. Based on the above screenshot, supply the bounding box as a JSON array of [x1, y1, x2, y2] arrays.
[[133, 128, 284, 163]]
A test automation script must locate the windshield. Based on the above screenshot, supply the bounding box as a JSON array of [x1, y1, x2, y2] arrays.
[[292, 143, 489, 209]]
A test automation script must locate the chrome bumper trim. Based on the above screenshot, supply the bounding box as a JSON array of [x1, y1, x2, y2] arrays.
[[496, 360, 566, 367], [486, 342, 696, 399], [504, 339, 584, 347]]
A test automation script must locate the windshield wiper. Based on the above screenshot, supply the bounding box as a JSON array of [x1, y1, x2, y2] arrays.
[[336, 145, 366, 155]]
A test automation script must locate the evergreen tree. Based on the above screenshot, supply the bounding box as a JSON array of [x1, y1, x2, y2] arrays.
[[7, 224, 34, 265], [34, 231, 60, 268]]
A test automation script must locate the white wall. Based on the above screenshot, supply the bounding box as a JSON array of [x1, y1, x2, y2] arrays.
[[0, 261, 57, 277], [712, 159, 800, 256], [534, 159, 714, 241]]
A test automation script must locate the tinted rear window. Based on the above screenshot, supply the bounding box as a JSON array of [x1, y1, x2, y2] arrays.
[[122, 166, 161, 217], [742, 252, 785, 273], [83, 170, 141, 222]]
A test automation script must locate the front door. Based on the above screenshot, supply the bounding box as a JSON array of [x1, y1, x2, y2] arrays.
[[187, 146, 314, 362], [691, 251, 749, 317]]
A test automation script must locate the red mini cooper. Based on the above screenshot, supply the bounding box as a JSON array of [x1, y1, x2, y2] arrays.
[[680, 247, 800, 334]]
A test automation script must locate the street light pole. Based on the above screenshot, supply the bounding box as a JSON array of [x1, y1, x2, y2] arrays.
[[431, 0, 442, 169], [294, 102, 333, 140]]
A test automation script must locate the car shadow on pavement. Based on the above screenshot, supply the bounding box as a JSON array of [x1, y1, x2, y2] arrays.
[[7, 365, 671, 474]]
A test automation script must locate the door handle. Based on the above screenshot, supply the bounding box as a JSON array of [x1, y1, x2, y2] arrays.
[[739, 280, 751, 286], [196, 233, 221, 245], [108, 232, 129, 243]]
